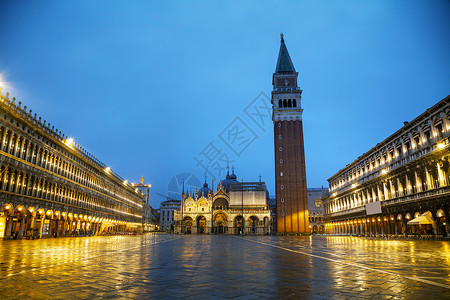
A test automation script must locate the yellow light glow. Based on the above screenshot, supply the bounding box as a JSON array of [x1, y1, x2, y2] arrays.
[[66, 138, 74, 146], [381, 169, 387, 175], [5, 205, 10, 210], [29, 208, 33, 212], [18, 207, 22, 211], [105, 167, 111, 173], [0, 73, 13, 92], [437, 143, 444, 149], [46, 211, 51, 215], [123, 180, 128, 185]]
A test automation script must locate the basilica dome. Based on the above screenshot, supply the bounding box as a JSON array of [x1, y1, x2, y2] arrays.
[[198, 182, 211, 197], [220, 171, 238, 192]]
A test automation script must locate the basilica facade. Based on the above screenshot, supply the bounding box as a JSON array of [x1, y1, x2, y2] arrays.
[[174, 171, 271, 235]]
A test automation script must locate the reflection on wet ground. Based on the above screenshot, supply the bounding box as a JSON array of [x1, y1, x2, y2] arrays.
[[0, 234, 449, 299]]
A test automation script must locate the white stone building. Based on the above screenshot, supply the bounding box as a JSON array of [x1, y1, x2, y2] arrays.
[[159, 200, 180, 232]]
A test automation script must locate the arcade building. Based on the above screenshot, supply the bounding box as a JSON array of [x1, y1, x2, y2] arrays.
[[323, 95, 450, 237], [0, 89, 145, 239], [174, 170, 271, 235]]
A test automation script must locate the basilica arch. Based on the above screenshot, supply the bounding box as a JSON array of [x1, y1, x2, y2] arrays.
[[213, 212, 228, 234]]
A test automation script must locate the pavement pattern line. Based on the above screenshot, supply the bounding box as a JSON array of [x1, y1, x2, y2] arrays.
[[239, 236, 450, 290], [0, 235, 182, 280]]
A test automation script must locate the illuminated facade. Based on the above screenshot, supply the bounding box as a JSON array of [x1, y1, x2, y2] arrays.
[[174, 171, 271, 235], [132, 177, 156, 231], [323, 95, 450, 237], [272, 34, 309, 234], [0, 90, 144, 239], [159, 199, 180, 232], [307, 188, 328, 234]]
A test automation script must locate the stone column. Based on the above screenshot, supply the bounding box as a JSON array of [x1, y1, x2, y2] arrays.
[[18, 215, 27, 239], [402, 219, 407, 237], [63, 220, 67, 236], [31, 214, 36, 231], [4, 215, 13, 239], [394, 219, 398, 236], [48, 219, 53, 238], [39, 216, 45, 238], [55, 220, 60, 237], [444, 210, 450, 237]]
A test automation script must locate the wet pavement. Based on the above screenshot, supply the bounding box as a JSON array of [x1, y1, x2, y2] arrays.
[[0, 234, 449, 299]]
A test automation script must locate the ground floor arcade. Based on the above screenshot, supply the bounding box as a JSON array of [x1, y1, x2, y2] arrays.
[[0, 202, 142, 239], [325, 207, 450, 238], [175, 211, 271, 235]]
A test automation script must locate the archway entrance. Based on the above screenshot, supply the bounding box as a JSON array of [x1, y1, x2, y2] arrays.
[[197, 216, 206, 234], [234, 216, 244, 235], [183, 217, 193, 234], [319, 225, 324, 234], [312, 225, 318, 234], [248, 216, 259, 234], [213, 213, 227, 234]]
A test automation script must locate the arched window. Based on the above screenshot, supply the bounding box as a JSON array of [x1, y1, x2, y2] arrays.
[[293, 99, 297, 107], [278, 99, 282, 108], [283, 99, 287, 108], [288, 99, 292, 107]]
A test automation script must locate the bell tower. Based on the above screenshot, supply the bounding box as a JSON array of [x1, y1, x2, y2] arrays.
[[272, 34, 309, 234]]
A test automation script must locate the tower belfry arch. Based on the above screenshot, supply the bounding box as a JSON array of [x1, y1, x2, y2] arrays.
[[272, 34, 309, 234]]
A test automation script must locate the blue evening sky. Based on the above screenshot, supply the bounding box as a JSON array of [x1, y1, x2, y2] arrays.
[[1, 1, 449, 208]]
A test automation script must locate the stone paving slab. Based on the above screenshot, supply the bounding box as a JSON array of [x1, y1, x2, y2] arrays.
[[0, 234, 449, 299]]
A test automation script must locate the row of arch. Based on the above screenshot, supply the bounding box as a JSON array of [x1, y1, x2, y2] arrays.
[[0, 202, 132, 239], [326, 160, 450, 214], [176, 213, 270, 235], [0, 125, 141, 206], [330, 108, 450, 191], [0, 164, 141, 220], [325, 209, 449, 237], [278, 99, 297, 108]]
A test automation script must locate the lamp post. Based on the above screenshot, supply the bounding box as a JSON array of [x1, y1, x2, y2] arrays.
[[241, 179, 244, 235]]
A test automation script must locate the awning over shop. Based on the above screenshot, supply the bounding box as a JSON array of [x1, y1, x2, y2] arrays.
[[407, 212, 435, 225]]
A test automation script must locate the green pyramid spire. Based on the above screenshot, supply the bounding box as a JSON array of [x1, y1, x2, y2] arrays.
[[275, 34, 296, 73]]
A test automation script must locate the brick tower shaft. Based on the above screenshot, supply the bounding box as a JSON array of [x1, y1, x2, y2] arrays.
[[272, 34, 309, 234]]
